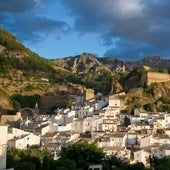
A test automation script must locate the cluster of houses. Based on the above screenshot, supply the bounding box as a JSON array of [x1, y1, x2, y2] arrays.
[[1, 92, 170, 169]]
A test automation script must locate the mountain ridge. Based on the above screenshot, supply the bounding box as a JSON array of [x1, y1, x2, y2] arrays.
[[1, 27, 170, 115], [52, 53, 170, 72]]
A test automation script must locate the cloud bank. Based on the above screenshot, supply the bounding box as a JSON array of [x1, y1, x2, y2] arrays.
[[62, 0, 170, 60], [0, 0, 70, 43], [0, 0, 170, 60]]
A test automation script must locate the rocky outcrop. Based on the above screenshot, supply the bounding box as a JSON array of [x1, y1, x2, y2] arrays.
[[52, 53, 109, 74], [126, 56, 170, 70], [154, 81, 170, 99]]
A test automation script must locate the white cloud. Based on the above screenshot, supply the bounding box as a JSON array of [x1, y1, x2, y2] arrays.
[[114, 0, 144, 17]]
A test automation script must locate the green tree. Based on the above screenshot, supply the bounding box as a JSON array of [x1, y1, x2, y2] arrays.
[[147, 154, 159, 169], [143, 103, 156, 112], [158, 104, 170, 112], [11, 94, 41, 108], [155, 165, 169, 170], [59, 141, 104, 169], [159, 96, 170, 104], [129, 162, 145, 170], [142, 83, 156, 97], [155, 156, 170, 169], [55, 159, 76, 170], [7, 147, 53, 170], [65, 101, 72, 109], [41, 156, 51, 170], [14, 162, 36, 170], [58, 167, 68, 170], [7, 147, 21, 168], [103, 155, 128, 170], [124, 115, 131, 127]]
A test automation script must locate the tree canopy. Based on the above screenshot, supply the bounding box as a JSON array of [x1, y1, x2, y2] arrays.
[[59, 141, 104, 169]]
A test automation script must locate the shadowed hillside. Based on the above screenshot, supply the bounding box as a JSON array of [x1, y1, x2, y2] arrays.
[[1, 27, 170, 115]]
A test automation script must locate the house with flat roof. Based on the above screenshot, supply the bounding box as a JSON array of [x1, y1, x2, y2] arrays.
[[8, 133, 40, 149]]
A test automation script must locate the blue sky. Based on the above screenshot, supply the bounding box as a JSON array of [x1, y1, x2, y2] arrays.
[[0, 0, 170, 60]]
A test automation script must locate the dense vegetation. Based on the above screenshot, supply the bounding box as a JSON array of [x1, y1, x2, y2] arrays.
[[0, 27, 82, 86], [0, 27, 25, 51], [0, 51, 54, 78], [157, 96, 170, 112], [11, 94, 41, 109], [83, 69, 112, 95], [141, 87, 170, 113], [7, 142, 104, 170], [7, 147, 53, 170], [8, 141, 170, 170], [0, 28, 54, 77], [119, 67, 147, 92], [60, 141, 104, 169], [5, 142, 144, 170], [142, 83, 156, 97]]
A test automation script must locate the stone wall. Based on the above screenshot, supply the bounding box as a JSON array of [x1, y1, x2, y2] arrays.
[[141, 72, 170, 86], [0, 112, 21, 124]]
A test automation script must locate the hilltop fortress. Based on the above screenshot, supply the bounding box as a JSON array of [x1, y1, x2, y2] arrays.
[[141, 72, 170, 86]]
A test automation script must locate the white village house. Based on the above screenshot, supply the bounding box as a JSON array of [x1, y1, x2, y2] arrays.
[[0, 125, 8, 170]]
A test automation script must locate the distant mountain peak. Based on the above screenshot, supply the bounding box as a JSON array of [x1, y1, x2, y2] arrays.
[[52, 52, 108, 74], [126, 55, 170, 69]]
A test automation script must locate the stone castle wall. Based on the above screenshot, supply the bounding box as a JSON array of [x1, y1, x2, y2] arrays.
[[141, 72, 170, 86]]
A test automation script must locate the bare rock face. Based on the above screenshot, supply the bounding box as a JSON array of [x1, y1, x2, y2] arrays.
[[154, 82, 170, 99], [0, 44, 6, 53], [126, 56, 170, 70], [53, 53, 108, 74]]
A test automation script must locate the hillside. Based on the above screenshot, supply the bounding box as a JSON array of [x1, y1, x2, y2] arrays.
[[53, 54, 170, 93], [52, 53, 113, 94], [0, 28, 85, 113], [52, 53, 107, 74], [53, 54, 170, 113], [97, 57, 125, 71], [53, 53, 126, 73], [1, 27, 170, 115]]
